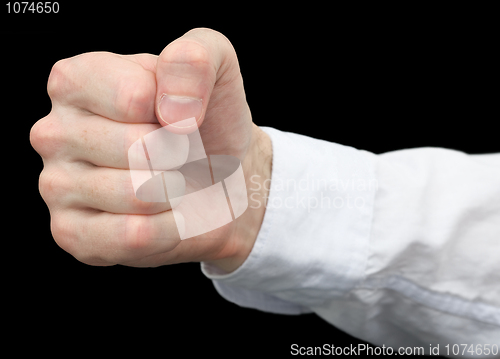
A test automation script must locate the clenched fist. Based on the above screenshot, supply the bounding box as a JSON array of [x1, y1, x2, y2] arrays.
[[30, 28, 272, 271]]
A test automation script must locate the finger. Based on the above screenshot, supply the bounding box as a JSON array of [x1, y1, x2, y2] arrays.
[[52, 208, 182, 266], [48, 52, 157, 123], [63, 166, 186, 214], [36, 113, 160, 167], [155, 28, 241, 134], [37, 113, 188, 169]]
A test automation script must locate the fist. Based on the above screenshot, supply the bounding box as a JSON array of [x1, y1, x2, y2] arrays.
[[30, 28, 271, 270]]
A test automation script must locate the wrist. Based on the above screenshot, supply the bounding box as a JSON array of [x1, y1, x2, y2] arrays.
[[205, 123, 272, 272]]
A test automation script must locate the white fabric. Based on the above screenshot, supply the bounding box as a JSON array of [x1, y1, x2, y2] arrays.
[[201, 127, 500, 357]]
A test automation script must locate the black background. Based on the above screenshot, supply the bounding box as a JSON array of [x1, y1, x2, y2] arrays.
[[3, 3, 497, 358]]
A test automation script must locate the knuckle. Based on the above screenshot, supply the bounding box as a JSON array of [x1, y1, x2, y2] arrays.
[[39, 168, 70, 203], [123, 215, 151, 253], [29, 119, 44, 152], [47, 58, 72, 100], [125, 180, 164, 214], [135, 198, 162, 213], [123, 123, 140, 151], [29, 115, 65, 157], [123, 163, 175, 214], [129, 193, 155, 213], [115, 76, 155, 120], [123, 123, 159, 156]]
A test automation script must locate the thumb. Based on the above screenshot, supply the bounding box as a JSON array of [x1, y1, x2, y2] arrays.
[[155, 28, 239, 135]]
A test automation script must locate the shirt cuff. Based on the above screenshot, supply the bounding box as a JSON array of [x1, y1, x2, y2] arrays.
[[201, 127, 377, 314]]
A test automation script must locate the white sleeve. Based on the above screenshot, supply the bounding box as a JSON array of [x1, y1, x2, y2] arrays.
[[201, 127, 500, 357]]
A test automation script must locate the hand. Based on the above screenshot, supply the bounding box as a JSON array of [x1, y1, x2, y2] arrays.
[[30, 28, 272, 271]]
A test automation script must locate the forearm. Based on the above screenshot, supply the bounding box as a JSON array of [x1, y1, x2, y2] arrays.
[[202, 128, 500, 355]]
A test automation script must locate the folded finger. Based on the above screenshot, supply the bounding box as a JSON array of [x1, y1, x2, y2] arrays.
[[53, 208, 182, 265], [46, 114, 188, 170], [61, 165, 186, 214], [48, 52, 158, 123]]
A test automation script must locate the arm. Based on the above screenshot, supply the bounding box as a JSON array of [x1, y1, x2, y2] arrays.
[[202, 128, 500, 356], [30, 26, 499, 357]]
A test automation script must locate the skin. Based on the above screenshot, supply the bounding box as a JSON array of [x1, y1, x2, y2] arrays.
[[30, 28, 272, 272]]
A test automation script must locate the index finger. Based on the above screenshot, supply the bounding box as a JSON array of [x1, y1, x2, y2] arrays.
[[47, 51, 158, 123]]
